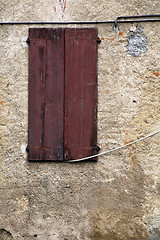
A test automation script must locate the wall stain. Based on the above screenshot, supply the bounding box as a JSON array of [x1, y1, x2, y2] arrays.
[[121, 69, 160, 239], [119, 32, 123, 36], [124, 70, 160, 142], [89, 165, 148, 240], [59, 0, 67, 12]]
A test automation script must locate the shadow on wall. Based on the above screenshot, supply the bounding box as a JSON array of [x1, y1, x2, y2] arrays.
[[88, 163, 148, 240]]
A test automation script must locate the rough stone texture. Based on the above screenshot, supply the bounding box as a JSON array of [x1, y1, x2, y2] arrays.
[[0, 1, 160, 239], [0, 229, 13, 240]]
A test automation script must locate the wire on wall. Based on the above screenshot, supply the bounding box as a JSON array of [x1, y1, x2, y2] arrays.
[[0, 15, 160, 30], [66, 130, 160, 162]]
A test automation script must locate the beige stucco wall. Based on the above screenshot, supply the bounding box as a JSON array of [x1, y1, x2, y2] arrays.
[[0, 1, 160, 239]]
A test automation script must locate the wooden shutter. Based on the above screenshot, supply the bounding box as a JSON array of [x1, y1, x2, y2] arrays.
[[28, 28, 64, 160], [28, 28, 97, 161], [64, 28, 98, 160]]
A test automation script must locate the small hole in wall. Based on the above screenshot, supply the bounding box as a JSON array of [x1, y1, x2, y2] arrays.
[[33, 234, 38, 237], [133, 100, 137, 103]]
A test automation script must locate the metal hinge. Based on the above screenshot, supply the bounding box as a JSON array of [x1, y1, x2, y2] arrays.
[[97, 37, 101, 43], [26, 38, 30, 44]]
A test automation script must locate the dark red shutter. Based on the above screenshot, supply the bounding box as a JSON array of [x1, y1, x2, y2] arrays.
[[28, 28, 97, 161], [64, 28, 98, 160], [28, 28, 64, 160]]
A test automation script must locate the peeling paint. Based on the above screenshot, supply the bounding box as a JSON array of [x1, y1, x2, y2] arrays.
[[126, 26, 147, 57], [153, 72, 159, 77], [119, 32, 123, 36]]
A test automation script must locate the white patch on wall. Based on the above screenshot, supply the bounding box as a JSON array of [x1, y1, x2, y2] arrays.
[[21, 144, 27, 154], [21, 37, 28, 48]]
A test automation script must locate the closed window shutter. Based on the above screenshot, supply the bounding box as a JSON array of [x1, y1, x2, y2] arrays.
[[28, 28, 97, 161], [28, 28, 64, 160], [64, 28, 98, 160]]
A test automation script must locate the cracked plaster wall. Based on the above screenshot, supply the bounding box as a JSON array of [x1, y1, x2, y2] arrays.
[[0, 1, 160, 239]]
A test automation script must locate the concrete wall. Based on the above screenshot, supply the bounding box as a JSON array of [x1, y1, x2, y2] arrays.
[[0, 1, 160, 239]]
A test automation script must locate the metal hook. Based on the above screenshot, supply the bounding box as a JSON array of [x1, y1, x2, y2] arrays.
[[113, 17, 119, 32]]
